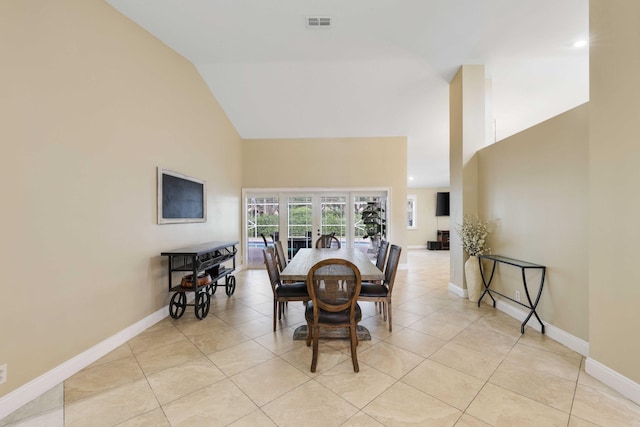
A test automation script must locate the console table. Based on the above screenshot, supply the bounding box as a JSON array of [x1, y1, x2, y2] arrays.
[[161, 241, 238, 319], [477, 254, 546, 334]]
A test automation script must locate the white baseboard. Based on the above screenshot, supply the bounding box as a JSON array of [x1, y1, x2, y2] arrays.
[[585, 358, 640, 406], [448, 282, 467, 298], [0, 306, 169, 420], [451, 290, 640, 406], [490, 298, 590, 357], [407, 245, 427, 250]]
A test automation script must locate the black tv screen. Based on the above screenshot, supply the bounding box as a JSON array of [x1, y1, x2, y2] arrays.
[[157, 168, 206, 224], [436, 192, 450, 216]]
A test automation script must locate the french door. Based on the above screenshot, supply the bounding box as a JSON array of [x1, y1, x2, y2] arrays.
[[244, 190, 387, 268], [286, 194, 348, 256]]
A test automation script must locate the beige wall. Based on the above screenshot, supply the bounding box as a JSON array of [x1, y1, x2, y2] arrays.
[[589, 1, 640, 383], [0, 0, 242, 396], [477, 104, 589, 340], [450, 65, 486, 290], [406, 188, 450, 247], [243, 137, 408, 258]]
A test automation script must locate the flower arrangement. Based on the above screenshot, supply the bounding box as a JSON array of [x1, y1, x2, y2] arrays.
[[456, 215, 494, 256]]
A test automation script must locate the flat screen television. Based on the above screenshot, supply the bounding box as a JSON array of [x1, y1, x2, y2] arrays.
[[157, 168, 206, 224], [436, 192, 450, 217]]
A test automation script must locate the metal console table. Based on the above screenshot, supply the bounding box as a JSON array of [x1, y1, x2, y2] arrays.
[[161, 241, 238, 320], [477, 254, 546, 334]]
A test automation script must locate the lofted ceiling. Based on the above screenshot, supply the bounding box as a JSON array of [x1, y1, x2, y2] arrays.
[[106, 0, 589, 188]]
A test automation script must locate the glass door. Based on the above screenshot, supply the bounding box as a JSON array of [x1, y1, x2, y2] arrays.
[[244, 190, 388, 267], [286, 196, 313, 259], [285, 194, 348, 258], [319, 195, 348, 248], [245, 195, 280, 267]]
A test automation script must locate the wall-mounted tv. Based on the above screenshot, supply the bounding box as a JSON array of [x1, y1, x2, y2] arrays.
[[157, 168, 206, 224], [436, 192, 450, 217]]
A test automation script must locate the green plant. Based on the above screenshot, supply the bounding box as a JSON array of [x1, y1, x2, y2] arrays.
[[361, 202, 385, 239]]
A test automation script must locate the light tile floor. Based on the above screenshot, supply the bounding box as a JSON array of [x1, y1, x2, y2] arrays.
[[4, 250, 640, 426]]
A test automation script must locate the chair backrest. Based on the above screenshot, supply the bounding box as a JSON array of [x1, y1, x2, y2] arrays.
[[262, 247, 280, 293], [315, 234, 341, 249], [376, 240, 390, 271], [384, 244, 402, 293], [306, 258, 361, 315], [274, 240, 288, 271]]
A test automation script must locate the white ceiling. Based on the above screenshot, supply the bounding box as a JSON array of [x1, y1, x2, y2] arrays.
[[106, 0, 589, 188]]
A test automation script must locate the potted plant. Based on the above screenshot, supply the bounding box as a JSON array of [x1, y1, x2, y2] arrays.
[[361, 202, 385, 253], [456, 215, 494, 302]]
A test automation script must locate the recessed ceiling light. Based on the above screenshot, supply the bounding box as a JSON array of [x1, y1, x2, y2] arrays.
[[409, 177, 414, 181], [573, 40, 587, 48]]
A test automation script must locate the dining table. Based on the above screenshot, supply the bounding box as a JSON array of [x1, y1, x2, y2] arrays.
[[280, 247, 384, 340], [280, 247, 384, 281]]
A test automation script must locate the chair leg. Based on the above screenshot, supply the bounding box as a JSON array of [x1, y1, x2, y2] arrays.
[[387, 298, 392, 332], [311, 325, 320, 372], [382, 301, 387, 321], [306, 320, 313, 346], [350, 323, 359, 372], [273, 300, 278, 331]]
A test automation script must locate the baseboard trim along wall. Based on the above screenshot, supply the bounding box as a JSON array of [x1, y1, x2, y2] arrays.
[[448, 282, 467, 298], [0, 305, 169, 420], [585, 358, 640, 407]]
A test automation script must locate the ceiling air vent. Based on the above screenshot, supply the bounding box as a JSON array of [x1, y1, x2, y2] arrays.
[[306, 16, 332, 28]]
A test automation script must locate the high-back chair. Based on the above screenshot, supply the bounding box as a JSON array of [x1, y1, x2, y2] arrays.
[[358, 244, 401, 331], [274, 240, 288, 271], [305, 258, 362, 372], [375, 240, 390, 272], [263, 247, 309, 331], [315, 233, 341, 249], [274, 240, 295, 285]]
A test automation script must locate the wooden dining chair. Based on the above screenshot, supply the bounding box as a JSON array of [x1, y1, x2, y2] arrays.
[[358, 244, 401, 331], [263, 247, 309, 331], [305, 258, 362, 372], [274, 240, 295, 287], [315, 233, 341, 249], [375, 240, 390, 275], [273, 240, 288, 271], [371, 239, 389, 313]]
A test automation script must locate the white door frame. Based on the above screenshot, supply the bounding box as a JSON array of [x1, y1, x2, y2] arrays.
[[242, 187, 390, 268]]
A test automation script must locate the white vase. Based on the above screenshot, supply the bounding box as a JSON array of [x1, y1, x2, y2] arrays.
[[465, 255, 482, 303]]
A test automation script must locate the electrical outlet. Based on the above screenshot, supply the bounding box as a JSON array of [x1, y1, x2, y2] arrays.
[[515, 290, 521, 302], [0, 364, 7, 384]]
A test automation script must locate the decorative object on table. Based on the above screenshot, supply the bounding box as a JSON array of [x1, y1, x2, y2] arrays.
[[456, 215, 494, 303]]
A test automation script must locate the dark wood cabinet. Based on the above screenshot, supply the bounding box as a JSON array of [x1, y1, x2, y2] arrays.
[[437, 230, 450, 250]]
